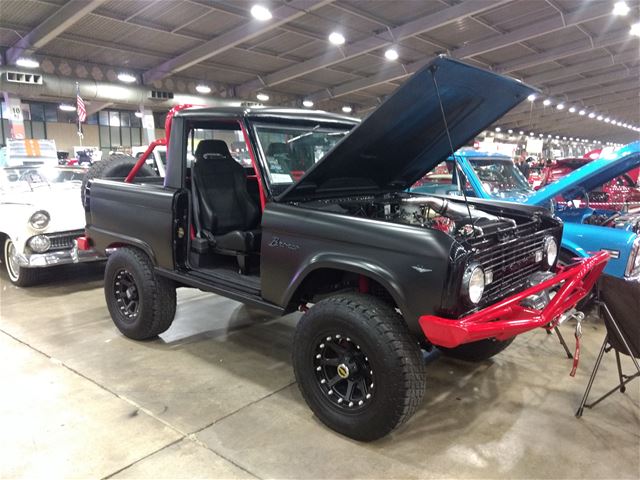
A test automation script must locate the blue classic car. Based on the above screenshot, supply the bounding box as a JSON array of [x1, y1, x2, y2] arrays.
[[412, 143, 640, 281]]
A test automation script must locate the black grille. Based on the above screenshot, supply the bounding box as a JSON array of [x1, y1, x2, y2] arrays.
[[468, 221, 557, 305], [45, 230, 83, 251]]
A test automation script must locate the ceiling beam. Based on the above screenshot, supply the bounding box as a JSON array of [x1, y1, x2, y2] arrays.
[[307, 2, 613, 103], [500, 84, 639, 126], [495, 29, 634, 73], [547, 67, 640, 96], [235, 0, 510, 96], [5, 0, 108, 64], [499, 96, 639, 130], [523, 49, 639, 85], [143, 0, 333, 84]]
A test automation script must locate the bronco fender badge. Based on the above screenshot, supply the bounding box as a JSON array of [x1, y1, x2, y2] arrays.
[[268, 236, 300, 250]]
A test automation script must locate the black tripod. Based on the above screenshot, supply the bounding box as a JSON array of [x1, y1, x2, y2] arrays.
[[576, 301, 640, 417]]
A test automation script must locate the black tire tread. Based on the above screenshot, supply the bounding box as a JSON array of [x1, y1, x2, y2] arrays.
[[294, 293, 426, 439], [105, 247, 176, 340]]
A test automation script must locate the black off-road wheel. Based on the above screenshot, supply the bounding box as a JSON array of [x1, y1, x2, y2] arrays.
[[81, 154, 156, 206], [292, 293, 426, 441], [2, 238, 41, 287], [439, 337, 515, 362], [104, 247, 176, 340]]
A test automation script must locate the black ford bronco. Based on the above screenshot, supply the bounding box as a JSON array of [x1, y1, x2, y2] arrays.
[[80, 58, 607, 440]]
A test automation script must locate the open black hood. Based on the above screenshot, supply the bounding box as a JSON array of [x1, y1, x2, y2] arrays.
[[280, 57, 535, 201]]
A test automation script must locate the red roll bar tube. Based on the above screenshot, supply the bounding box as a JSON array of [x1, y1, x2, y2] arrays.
[[419, 251, 609, 348], [124, 104, 196, 184]]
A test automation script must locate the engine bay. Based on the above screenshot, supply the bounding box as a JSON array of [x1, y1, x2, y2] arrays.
[[303, 193, 521, 240], [583, 208, 640, 234]]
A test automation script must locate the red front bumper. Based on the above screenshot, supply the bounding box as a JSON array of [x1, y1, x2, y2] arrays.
[[419, 251, 609, 348]]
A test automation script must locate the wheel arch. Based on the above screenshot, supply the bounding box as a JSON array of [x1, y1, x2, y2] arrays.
[[283, 256, 410, 319], [103, 236, 158, 265]]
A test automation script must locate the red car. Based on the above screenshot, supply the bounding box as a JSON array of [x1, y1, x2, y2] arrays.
[[542, 157, 640, 210]]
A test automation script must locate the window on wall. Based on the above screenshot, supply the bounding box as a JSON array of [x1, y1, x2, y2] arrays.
[[97, 109, 145, 153]]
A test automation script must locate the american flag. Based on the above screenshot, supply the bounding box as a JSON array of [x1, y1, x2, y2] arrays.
[[76, 86, 87, 123]]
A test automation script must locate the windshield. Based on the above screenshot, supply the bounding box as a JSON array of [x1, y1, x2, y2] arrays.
[[0, 166, 85, 191], [469, 158, 532, 198], [254, 123, 352, 186]]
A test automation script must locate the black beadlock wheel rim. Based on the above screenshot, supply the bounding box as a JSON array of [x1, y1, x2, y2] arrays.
[[314, 334, 374, 411], [113, 269, 139, 321]]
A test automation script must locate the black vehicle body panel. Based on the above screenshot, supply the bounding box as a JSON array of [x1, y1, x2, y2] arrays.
[[260, 202, 453, 332], [85, 179, 178, 268]]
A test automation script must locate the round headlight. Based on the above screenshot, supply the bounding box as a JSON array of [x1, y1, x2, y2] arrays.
[[463, 264, 485, 305], [29, 210, 50, 230], [28, 235, 51, 253], [544, 236, 558, 268]]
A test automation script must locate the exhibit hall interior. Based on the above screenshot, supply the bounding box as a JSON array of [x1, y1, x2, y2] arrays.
[[0, 0, 638, 478]]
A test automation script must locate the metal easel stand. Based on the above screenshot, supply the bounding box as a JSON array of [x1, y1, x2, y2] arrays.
[[575, 301, 640, 417]]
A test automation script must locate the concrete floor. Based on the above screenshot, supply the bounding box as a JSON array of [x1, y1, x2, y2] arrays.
[[0, 262, 638, 479]]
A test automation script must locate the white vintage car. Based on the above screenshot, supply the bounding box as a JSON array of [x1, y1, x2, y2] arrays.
[[0, 165, 103, 286]]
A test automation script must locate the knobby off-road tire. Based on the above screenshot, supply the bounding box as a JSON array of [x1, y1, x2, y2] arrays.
[[81, 154, 156, 206], [439, 337, 515, 362], [104, 247, 176, 340], [293, 293, 426, 441], [3, 237, 41, 287]]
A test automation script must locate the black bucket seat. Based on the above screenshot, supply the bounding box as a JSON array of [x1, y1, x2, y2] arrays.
[[192, 139, 261, 270]]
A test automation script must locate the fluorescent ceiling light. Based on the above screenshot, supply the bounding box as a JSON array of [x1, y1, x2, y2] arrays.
[[495, 127, 501, 132], [508, 129, 513, 134], [597, 115, 603, 120], [250, 5, 272, 21], [568, 106, 576, 113], [16, 58, 39, 68], [134, 112, 144, 118], [613, 1, 630, 15], [196, 84, 211, 94], [59, 104, 75, 111], [302, 99, 314, 108], [527, 94, 536, 101], [117, 72, 136, 83], [556, 103, 565, 110], [328, 32, 345, 45], [604, 117, 611, 123], [588, 112, 596, 118], [341, 105, 352, 113], [519, 131, 524, 135], [543, 99, 552, 106], [384, 48, 399, 60], [256, 93, 269, 101], [579, 109, 586, 115], [631, 22, 640, 36]]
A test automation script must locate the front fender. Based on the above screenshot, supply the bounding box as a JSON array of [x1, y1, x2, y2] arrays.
[[562, 222, 636, 278], [282, 252, 409, 318]]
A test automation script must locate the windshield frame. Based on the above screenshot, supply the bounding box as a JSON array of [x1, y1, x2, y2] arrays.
[[251, 121, 354, 195]]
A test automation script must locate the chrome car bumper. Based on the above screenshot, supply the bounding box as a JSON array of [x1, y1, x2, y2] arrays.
[[14, 244, 104, 268]]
